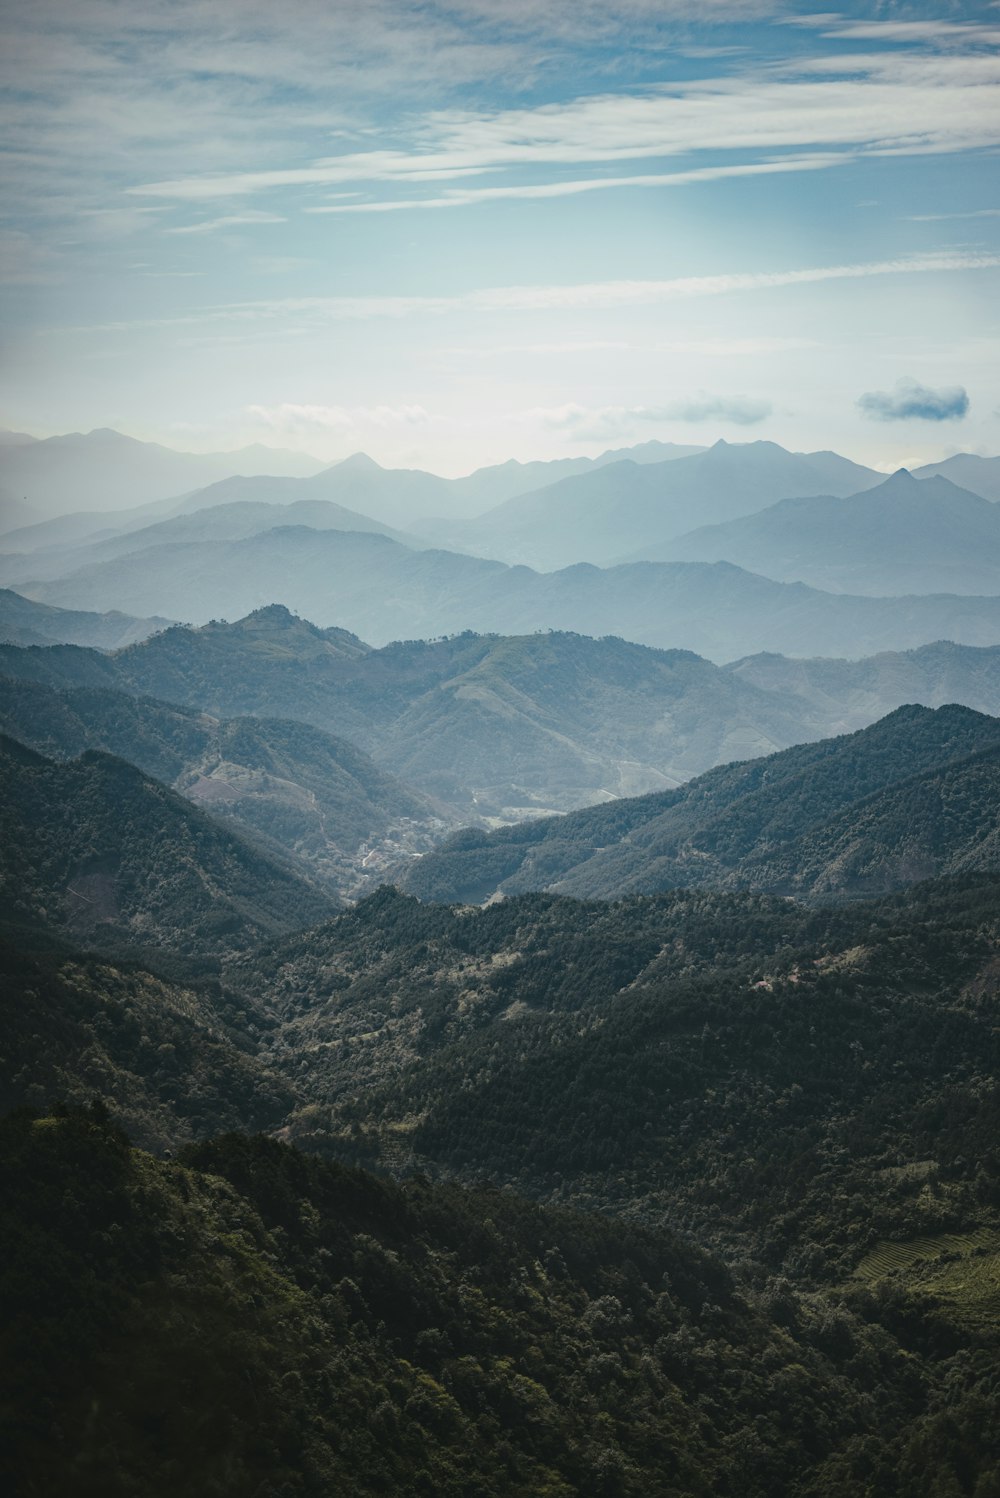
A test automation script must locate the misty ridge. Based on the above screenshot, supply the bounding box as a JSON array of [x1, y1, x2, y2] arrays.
[[5, 422, 1000, 887], [8, 0, 1000, 1489], [6, 430, 1000, 661], [5, 419, 1000, 1498]]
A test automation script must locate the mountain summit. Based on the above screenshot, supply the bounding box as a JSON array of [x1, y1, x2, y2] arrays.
[[657, 469, 1000, 595]]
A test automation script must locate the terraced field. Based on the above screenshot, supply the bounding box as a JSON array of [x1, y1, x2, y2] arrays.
[[853, 1227, 999, 1282], [921, 1243, 1000, 1331], [852, 1226, 1000, 1329]]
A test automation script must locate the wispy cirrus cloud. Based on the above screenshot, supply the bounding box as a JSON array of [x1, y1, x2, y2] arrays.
[[125, 40, 1000, 213], [906, 207, 1000, 222], [857, 378, 970, 423], [456, 335, 814, 359], [307, 154, 843, 213], [807, 19, 1000, 47], [7, 1, 1000, 250], [51, 250, 1000, 337], [529, 394, 771, 438], [166, 212, 287, 236], [0, 0, 780, 216]]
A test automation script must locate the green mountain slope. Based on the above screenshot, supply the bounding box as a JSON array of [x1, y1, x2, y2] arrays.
[[7, 613, 1000, 822], [400, 704, 1000, 902], [0, 617, 829, 817], [0, 677, 445, 895], [0, 934, 294, 1150], [0, 735, 336, 955], [223, 878, 1000, 1281], [4, 1106, 999, 1498]]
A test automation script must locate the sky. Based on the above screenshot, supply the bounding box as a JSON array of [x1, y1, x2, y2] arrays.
[[1, 0, 999, 475]]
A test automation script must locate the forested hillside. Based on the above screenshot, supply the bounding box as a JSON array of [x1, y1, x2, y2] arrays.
[[4, 1107, 999, 1498], [217, 879, 1000, 1275], [0, 613, 835, 814], [0, 676, 446, 895], [402, 704, 1000, 902], [0, 736, 335, 955], [7, 611, 1000, 822], [4, 780, 1000, 1493], [0, 933, 294, 1150]]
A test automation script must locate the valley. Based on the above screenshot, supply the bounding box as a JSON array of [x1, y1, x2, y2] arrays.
[[7, 0, 1000, 1484], [3, 427, 1000, 1497]]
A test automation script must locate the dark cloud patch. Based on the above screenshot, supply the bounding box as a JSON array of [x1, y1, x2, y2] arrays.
[[857, 378, 969, 422]]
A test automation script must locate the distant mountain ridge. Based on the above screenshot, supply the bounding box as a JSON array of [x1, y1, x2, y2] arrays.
[[0, 427, 326, 524], [725, 639, 1000, 718], [913, 451, 1000, 500], [415, 439, 884, 569], [651, 469, 1000, 594], [0, 430, 710, 537], [20, 523, 1000, 661], [0, 587, 172, 649], [0, 496, 416, 589]]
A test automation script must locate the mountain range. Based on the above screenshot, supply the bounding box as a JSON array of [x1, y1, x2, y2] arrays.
[[651, 468, 1000, 594], [4, 638, 1000, 1497], [5, 606, 1000, 825], [400, 704, 1000, 902], [0, 426, 326, 524], [20, 522, 1000, 661], [413, 439, 885, 569], [0, 495, 417, 589], [5, 419, 1000, 1497], [0, 427, 710, 536], [913, 451, 1000, 500], [8, 433, 1000, 672]]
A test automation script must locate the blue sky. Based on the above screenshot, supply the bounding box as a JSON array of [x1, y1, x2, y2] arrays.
[[2, 0, 999, 473]]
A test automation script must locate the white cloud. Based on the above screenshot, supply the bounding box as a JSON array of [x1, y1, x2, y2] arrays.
[[526, 395, 771, 437], [813, 20, 1000, 46], [59, 249, 1000, 332], [663, 394, 772, 424], [248, 402, 432, 432], [306, 154, 844, 213], [127, 43, 1000, 205], [906, 208, 1000, 222], [165, 211, 287, 236]]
